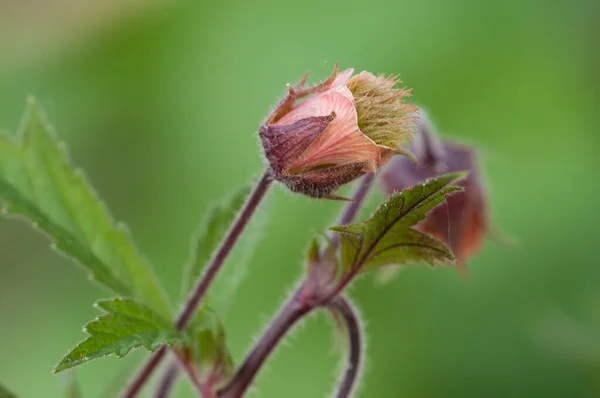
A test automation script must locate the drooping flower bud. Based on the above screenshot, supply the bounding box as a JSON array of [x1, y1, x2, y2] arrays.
[[380, 111, 490, 265], [260, 64, 416, 198]]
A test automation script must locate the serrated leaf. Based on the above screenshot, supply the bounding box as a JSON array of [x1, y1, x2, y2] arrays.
[[0, 98, 170, 317], [54, 298, 183, 373], [0, 382, 18, 398], [363, 228, 456, 269], [182, 185, 265, 317], [0, 180, 130, 295], [331, 172, 466, 272]]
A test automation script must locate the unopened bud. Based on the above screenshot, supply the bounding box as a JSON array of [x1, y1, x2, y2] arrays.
[[380, 111, 489, 264], [260, 64, 416, 198]]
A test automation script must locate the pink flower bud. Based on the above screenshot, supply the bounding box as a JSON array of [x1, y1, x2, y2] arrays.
[[260, 64, 416, 198], [380, 113, 489, 265]]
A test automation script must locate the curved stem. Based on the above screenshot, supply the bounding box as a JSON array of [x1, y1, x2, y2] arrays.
[[219, 174, 375, 398], [218, 284, 312, 398], [329, 296, 363, 398], [154, 361, 180, 398], [121, 170, 274, 398]]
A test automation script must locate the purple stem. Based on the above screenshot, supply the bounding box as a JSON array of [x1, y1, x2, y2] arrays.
[[329, 173, 375, 250], [121, 170, 274, 398], [218, 284, 312, 398], [123, 348, 167, 398], [329, 296, 363, 398], [154, 361, 180, 398], [218, 174, 375, 398], [175, 351, 215, 398], [176, 171, 273, 330]]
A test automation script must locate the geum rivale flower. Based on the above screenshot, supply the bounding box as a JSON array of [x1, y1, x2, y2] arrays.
[[260, 63, 416, 198], [381, 112, 490, 267]]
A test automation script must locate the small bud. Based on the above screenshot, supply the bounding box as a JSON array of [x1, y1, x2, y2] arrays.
[[260, 64, 416, 198], [305, 238, 338, 298], [380, 112, 489, 265]]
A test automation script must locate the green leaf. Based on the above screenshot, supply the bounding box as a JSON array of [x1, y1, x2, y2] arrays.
[[182, 186, 249, 295], [182, 185, 265, 316], [306, 238, 321, 265], [0, 97, 170, 317], [54, 298, 182, 373], [0, 382, 18, 398], [186, 309, 234, 385], [0, 180, 130, 295], [331, 172, 466, 272], [179, 184, 266, 384]]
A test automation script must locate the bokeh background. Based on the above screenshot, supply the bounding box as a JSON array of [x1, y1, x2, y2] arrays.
[[1, 0, 599, 397]]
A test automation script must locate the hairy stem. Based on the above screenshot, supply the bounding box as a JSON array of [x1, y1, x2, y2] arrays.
[[218, 284, 312, 398], [219, 174, 375, 397], [330, 173, 375, 250], [329, 296, 363, 398], [176, 170, 273, 329], [122, 170, 273, 398]]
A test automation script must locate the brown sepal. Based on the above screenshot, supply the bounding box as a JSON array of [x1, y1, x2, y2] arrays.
[[259, 114, 335, 174]]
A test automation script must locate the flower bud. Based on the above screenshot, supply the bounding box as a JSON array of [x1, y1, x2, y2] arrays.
[[380, 111, 489, 265], [260, 64, 416, 198]]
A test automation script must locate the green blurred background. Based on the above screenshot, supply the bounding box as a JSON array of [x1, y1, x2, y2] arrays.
[[1, 0, 598, 397]]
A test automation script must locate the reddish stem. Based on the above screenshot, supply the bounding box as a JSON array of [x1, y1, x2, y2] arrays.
[[329, 173, 375, 250], [174, 350, 213, 397], [218, 284, 312, 398], [154, 360, 180, 398], [218, 174, 375, 397], [121, 170, 273, 398], [176, 171, 273, 330], [123, 348, 167, 398], [329, 296, 363, 398]]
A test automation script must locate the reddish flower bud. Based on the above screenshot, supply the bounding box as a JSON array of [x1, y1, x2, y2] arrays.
[[380, 112, 489, 265], [260, 64, 416, 198]]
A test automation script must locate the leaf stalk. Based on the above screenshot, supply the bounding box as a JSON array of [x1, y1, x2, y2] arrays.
[[122, 170, 274, 398]]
